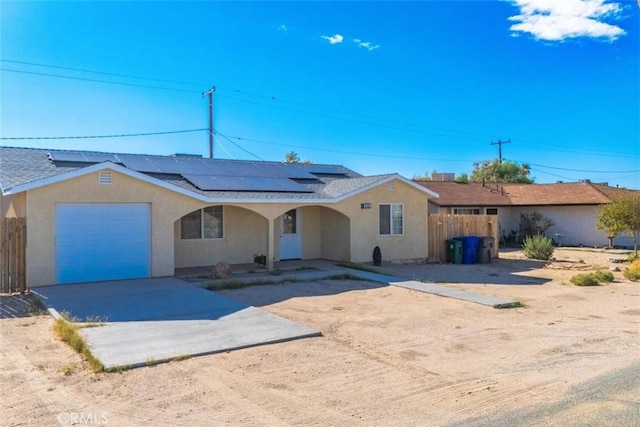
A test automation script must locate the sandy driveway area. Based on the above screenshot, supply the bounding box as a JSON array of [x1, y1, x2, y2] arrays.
[[1, 249, 639, 426]]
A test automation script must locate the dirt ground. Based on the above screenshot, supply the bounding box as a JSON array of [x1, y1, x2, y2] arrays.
[[1, 248, 639, 426]]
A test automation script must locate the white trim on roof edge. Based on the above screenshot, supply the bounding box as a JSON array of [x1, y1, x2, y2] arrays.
[[3, 162, 438, 203]]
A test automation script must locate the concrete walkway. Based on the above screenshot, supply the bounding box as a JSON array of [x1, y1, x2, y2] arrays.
[[194, 262, 521, 309], [336, 269, 521, 309], [34, 278, 320, 370]]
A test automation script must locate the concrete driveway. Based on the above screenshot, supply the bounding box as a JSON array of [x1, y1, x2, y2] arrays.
[[34, 277, 320, 369]]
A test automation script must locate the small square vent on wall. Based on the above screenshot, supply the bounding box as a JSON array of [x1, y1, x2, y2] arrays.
[[99, 171, 113, 185]]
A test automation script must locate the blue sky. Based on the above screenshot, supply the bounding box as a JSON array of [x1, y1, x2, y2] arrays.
[[1, 1, 638, 188]]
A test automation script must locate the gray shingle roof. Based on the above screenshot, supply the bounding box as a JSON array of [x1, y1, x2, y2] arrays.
[[0, 147, 78, 191], [320, 175, 395, 198], [0, 146, 398, 202]]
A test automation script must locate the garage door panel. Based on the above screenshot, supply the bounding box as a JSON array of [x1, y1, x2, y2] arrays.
[[56, 204, 151, 284]]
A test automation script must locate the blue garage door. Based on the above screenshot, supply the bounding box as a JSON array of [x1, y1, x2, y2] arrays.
[[55, 204, 151, 284]]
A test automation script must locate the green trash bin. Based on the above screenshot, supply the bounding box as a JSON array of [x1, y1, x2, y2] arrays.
[[445, 239, 463, 264]]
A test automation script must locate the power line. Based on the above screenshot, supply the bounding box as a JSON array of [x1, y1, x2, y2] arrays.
[[216, 130, 640, 175], [215, 131, 472, 163], [506, 158, 640, 174], [0, 59, 205, 88], [2, 66, 489, 141], [515, 141, 638, 159], [0, 128, 207, 140], [1, 59, 494, 140], [0, 68, 200, 93], [527, 167, 578, 181], [3, 59, 638, 160], [217, 88, 498, 141], [215, 132, 263, 160]]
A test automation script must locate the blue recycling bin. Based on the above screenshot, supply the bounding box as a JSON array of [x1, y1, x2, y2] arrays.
[[460, 236, 480, 264]]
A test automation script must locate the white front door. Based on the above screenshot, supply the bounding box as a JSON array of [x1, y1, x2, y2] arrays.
[[279, 209, 301, 260]]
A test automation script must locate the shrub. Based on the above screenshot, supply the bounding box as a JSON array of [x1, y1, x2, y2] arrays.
[[593, 270, 614, 283], [523, 235, 554, 260], [569, 273, 601, 286], [569, 271, 614, 286], [53, 318, 104, 372], [624, 260, 640, 282], [520, 212, 555, 238]]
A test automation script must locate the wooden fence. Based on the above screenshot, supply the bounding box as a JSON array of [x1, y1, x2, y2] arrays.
[[428, 214, 499, 263], [1, 218, 27, 294]]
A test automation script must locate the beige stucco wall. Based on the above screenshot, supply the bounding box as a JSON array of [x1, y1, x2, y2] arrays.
[[238, 179, 431, 264], [0, 192, 26, 218], [25, 171, 205, 286], [334, 179, 429, 263], [301, 206, 322, 259], [174, 205, 269, 267], [24, 172, 432, 285], [320, 208, 350, 261]]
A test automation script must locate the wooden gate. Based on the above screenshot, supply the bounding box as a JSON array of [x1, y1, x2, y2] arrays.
[[428, 214, 499, 263], [1, 218, 27, 294]]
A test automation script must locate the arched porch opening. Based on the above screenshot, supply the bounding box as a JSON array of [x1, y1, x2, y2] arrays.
[[272, 205, 351, 264]]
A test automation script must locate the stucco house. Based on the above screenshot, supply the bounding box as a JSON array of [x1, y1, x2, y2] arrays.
[[0, 146, 438, 287], [415, 180, 637, 248]]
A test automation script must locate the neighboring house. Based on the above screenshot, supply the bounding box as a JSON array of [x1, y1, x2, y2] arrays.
[[0, 147, 437, 287], [415, 180, 638, 248]]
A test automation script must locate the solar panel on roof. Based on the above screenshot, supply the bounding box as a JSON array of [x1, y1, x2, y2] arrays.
[[49, 150, 334, 180], [243, 176, 314, 192], [294, 164, 348, 175], [178, 159, 316, 179], [272, 164, 317, 179], [119, 155, 197, 174], [49, 151, 120, 163], [182, 174, 313, 193]]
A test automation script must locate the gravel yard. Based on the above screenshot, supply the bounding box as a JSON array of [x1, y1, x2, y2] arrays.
[[2, 248, 639, 426]]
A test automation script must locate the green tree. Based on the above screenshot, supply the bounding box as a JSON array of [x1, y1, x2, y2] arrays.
[[596, 194, 640, 255], [470, 159, 534, 183], [455, 173, 469, 183], [284, 151, 311, 164]]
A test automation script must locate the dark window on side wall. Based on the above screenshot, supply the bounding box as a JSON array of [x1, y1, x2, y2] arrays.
[[180, 206, 223, 239]]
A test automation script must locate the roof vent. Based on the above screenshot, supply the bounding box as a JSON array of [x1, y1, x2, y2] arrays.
[[99, 171, 112, 185]]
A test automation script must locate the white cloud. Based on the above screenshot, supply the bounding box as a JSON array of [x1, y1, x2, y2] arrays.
[[278, 24, 288, 32], [353, 38, 380, 51], [508, 0, 626, 41], [321, 34, 344, 45]]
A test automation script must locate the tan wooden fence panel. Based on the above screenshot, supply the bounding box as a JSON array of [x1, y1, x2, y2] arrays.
[[0, 218, 27, 294], [428, 214, 499, 263]]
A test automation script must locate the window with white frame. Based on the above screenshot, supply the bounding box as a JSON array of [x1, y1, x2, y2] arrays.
[[379, 203, 403, 235], [180, 206, 223, 239], [453, 208, 481, 215]]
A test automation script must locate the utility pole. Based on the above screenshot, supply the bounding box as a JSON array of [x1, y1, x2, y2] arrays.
[[491, 139, 511, 164], [202, 87, 216, 158]]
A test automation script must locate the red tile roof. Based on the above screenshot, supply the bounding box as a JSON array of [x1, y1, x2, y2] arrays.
[[416, 181, 638, 207]]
